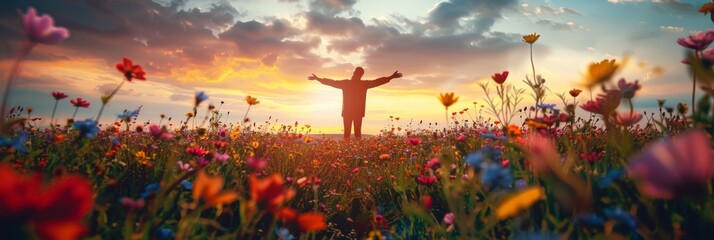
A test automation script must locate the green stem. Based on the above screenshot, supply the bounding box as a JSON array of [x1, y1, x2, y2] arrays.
[[71, 107, 79, 120], [50, 99, 59, 129], [1, 41, 35, 134], [693, 51, 700, 117], [96, 80, 126, 122]]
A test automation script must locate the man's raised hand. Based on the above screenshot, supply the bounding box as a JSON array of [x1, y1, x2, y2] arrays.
[[308, 74, 319, 80], [390, 71, 403, 79]]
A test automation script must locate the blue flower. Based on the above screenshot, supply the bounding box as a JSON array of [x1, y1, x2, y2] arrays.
[[181, 180, 193, 190], [155, 227, 174, 240], [481, 165, 512, 191], [575, 213, 605, 227], [465, 152, 485, 169], [514, 179, 528, 190], [117, 106, 142, 119], [604, 208, 637, 231], [537, 103, 558, 111], [597, 168, 625, 188], [479, 133, 506, 141], [140, 183, 161, 199], [73, 118, 99, 139], [275, 228, 295, 240], [0, 132, 28, 153], [195, 91, 208, 106]]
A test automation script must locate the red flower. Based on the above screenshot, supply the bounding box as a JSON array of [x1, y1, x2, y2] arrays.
[[70, 98, 90, 108], [491, 71, 509, 84], [415, 175, 437, 186], [568, 88, 582, 97], [421, 195, 433, 210], [51, 91, 68, 100], [115, 58, 146, 81], [407, 137, 421, 146], [185, 146, 207, 156], [297, 212, 326, 232]]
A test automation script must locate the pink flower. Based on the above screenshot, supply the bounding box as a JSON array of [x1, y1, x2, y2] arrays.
[[703, 48, 714, 63], [51, 91, 68, 100], [21, 7, 69, 45], [579, 90, 621, 116], [677, 29, 714, 51], [443, 212, 455, 232], [491, 71, 509, 84], [415, 175, 437, 186], [148, 124, 174, 140], [457, 134, 467, 141], [613, 112, 643, 127], [213, 152, 229, 164], [177, 160, 193, 171], [522, 134, 561, 175], [629, 130, 714, 199], [617, 78, 641, 99], [70, 97, 90, 108], [407, 137, 421, 146], [246, 156, 268, 172], [426, 157, 441, 170], [185, 146, 207, 156]]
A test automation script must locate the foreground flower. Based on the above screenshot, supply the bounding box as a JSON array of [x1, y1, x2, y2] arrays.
[[613, 112, 643, 127], [249, 174, 296, 208], [677, 29, 714, 51], [491, 71, 509, 84], [195, 91, 208, 107], [296, 212, 326, 232], [115, 58, 146, 81], [21, 7, 69, 45], [192, 170, 239, 208], [522, 33, 540, 44], [438, 92, 459, 108], [585, 59, 619, 88], [70, 98, 90, 108], [495, 186, 544, 220], [569, 88, 582, 97], [246, 156, 268, 172], [73, 119, 99, 139], [245, 95, 260, 106], [443, 212, 455, 232], [0, 166, 93, 240], [579, 90, 622, 116], [628, 130, 714, 199], [617, 78, 641, 99]]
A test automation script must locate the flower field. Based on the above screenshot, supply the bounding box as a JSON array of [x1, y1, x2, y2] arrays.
[[3, 4, 714, 240]]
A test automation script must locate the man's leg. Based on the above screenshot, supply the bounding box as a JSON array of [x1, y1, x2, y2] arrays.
[[354, 117, 362, 139], [343, 117, 352, 140]]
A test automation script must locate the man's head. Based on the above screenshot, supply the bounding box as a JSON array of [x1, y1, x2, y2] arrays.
[[351, 67, 364, 81]]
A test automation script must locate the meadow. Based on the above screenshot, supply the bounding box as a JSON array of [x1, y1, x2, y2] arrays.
[[2, 5, 714, 240]]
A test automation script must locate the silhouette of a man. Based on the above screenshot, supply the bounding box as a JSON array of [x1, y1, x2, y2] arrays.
[[309, 67, 402, 139]]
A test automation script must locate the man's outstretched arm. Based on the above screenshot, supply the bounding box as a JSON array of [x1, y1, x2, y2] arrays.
[[308, 74, 345, 89], [365, 70, 403, 89]]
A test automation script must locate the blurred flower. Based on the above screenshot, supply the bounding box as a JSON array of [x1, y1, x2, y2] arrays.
[[181, 180, 193, 190], [628, 130, 714, 199], [115, 58, 146, 81], [192, 170, 239, 207], [275, 227, 295, 240], [507, 124, 522, 137], [522, 134, 560, 175], [119, 197, 145, 209], [537, 103, 557, 111], [495, 186, 544, 220], [604, 208, 637, 231], [438, 92, 459, 108], [0, 166, 93, 240], [579, 90, 621, 116], [514, 179, 528, 190], [407, 137, 421, 146], [421, 195, 433, 210], [677, 29, 714, 51], [700, 2, 714, 15], [139, 183, 160, 199], [585, 59, 619, 88], [569, 88, 582, 97], [657, 99, 666, 108], [195, 91, 208, 106], [426, 157, 441, 170], [491, 71, 509, 84], [51, 91, 68, 100], [70, 97, 90, 108], [0, 132, 28, 153], [149, 124, 174, 140], [73, 119, 99, 139], [155, 227, 174, 240], [522, 33, 540, 44], [443, 212, 455, 232], [378, 153, 391, 160], [479, 133, 506, 141], [245, 95, 260, 106], [213, 152, 229, 164], [185, 146, 207, 156], [677, 103, 688, 115], [481, 165, 512, 191], [177, 160, 193, 171], [21, 7, 69, 45], [415, 175, 437, 186], [117, 107, 141, 120], [617, 78, 641, 99], [246, 156, 267, 172], [457, 134, 467, 141], [597, 168, 625, 188], [613, 112, 643, 127], [297, 212, 326, 232], [249, 174, 296, 208]]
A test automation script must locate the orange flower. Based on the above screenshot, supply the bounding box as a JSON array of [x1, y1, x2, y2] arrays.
[[585, 59, 619, 88], [192, 170, 239, 208], [379, 153, 390, 160], [522, 33, 540, 44], [569, 88, 582, 97], [273, 207, 297, 222], [249, 174, 295, 208], [507, 124, 522, 137], [297, 212, 326, 232], [700, 2, 714, 15], [245, 95, 260, 106], [115, 57, 146, 81], [438, 92, 459, 108]]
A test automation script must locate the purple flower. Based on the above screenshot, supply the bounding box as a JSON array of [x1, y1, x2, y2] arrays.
[[677, 29, 714, 51], [617, 78, 641, 99], [213, 152, 229, 164], [21, 7, 69, 45], [628, 130, 714, 199]]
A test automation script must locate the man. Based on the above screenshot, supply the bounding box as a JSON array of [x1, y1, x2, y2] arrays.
[[308, 67, 402, 139]]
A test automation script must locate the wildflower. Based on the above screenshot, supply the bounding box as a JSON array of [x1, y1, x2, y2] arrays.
[[522, 134, 560, 175], [70, 97, 90, 108], [275, 228, 296, 240], [181, 180, 193, 190], [481, 165, 513, 191], [443, 212, 455, 232], [457, 134, 467, 141], [195, 91, 208, 106], [21, 7, 69, 45], [118, 107, 141, 120], [149, 124, 174, 140], [700, 2, 714, 15], [245, 95, 260, 105], [378, 153, 391, 160], [677, 29, 714, 51], [185, 146, 207, 156], [0, 132, 28, 153], [495, 186, 544, 220], [537, 103, 557, 111], [73, 118, 99, 139], [421, 195, 433, 210], [135, 151, 151, 165], [407, 137, 421, 146], [507, 124, 522, 137], [628, 130, 714, 199], [585, 59, 619, 88], [569, 88, 582, 97], [438, 92, 459, 108], [249, 174, 296, 208], [51, 91, 68, 100], [617, 78, 641, 99], [155, 227, 175, 240], [479, 132, 506, 141], [603, 208, 637, 231], [119, 197, 145, 209], [213, 152, 229, 164], [491, 71, 509, 84], [139, 183, 160, 198], [177, 160, 193, 171], [677, 103, 688, 115], [192, 170, 239, 208], [579, 90, 621, 116], [297, 212, 326, 232], [246, 156, 268, 172], [115, 58, 146, 81], [597, 168, 625, 188], [426, 157, 440, 170], [613, 112, 643, 127], [251, 141, 260, 148], [657, 99, 666, 108], [522, 33, 540, 44], [415, 175, 437, 186]]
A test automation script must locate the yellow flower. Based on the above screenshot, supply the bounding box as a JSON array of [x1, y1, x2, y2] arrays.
[[438, 92, 459, 108], [585, 59, 619, 88], [525, 119, 549, 130], [522, 33, 540, 44], [193, 170, 239, 208], [135, 151, 151, 165], [230, 126, 241, 140], [245, 95, 260, 106], [251, 140, 260, 148], [495, 186, 544, 220], [700, 2, 714, 15], [304, 136, 313, 143]]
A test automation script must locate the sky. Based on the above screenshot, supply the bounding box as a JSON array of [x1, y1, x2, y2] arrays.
[[0, 0, 711, 134]]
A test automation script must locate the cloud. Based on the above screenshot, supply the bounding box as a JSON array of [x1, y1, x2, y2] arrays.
[[536, 19, 583, 31], [659, 25, 684, 33], [426, 0, 518, 35], [607, 0, 696, 15], [305, 11, 365, 36], [309, 0, 358, 16]]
